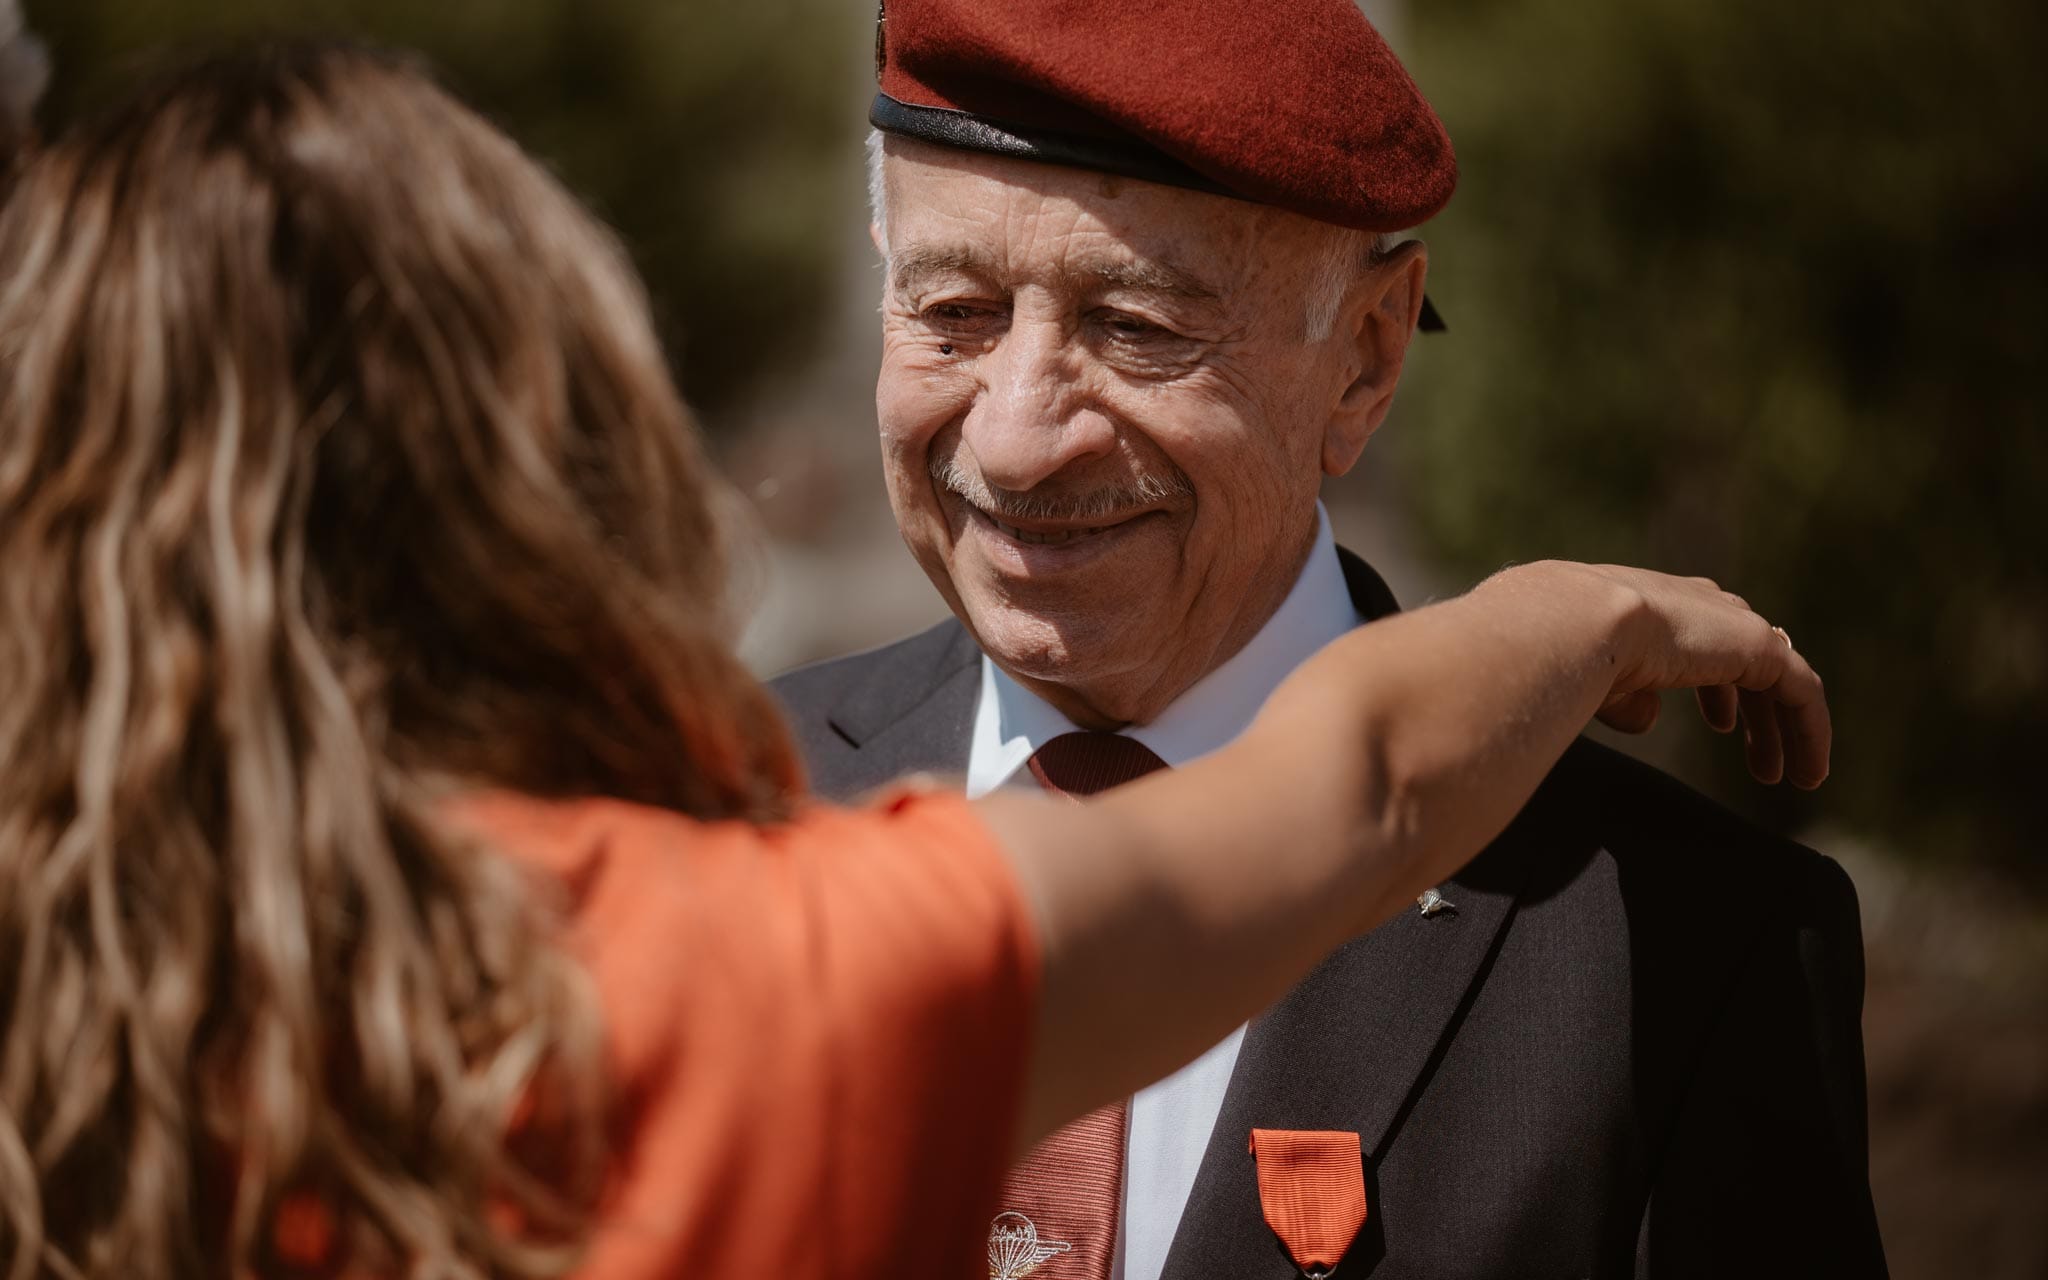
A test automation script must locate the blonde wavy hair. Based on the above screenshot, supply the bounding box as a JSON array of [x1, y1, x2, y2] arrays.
[[0, 44, 800, 1279]]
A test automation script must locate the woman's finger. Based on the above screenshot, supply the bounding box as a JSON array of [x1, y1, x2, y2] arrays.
[[1771, 648, 1832, 789], [1695, 684, 1740, 734], [1738, 688, 1785, 784], [1597, 688, 1662, 734]]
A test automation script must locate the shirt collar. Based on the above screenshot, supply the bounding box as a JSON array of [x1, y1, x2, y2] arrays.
[[964, 503, 1364, 798]]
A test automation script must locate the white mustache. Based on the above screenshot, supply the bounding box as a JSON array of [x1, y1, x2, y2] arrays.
[[930, 455, 1193, 523]]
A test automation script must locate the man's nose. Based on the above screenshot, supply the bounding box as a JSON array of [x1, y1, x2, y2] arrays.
[[959, 317, 1114, 492]]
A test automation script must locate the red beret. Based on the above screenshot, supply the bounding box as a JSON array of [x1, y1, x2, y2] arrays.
[[871, 0, 1457, 236]]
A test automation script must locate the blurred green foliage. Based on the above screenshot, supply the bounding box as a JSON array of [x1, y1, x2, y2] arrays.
[[22, 0, 863, 425], [1401, 1, 2046, 882], [19, 2, 2042, 882]]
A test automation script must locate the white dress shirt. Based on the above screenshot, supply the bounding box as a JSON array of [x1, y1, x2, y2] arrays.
[[964, 504, 1365, 1280]]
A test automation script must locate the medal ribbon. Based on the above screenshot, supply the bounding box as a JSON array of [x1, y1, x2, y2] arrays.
[[1246, 1128, 1368, 1277]]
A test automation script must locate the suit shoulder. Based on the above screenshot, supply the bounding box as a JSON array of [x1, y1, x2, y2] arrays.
[[768, 619, 973, 721], [768, 619, 981, 802], [1537, 738, 1855, 925]]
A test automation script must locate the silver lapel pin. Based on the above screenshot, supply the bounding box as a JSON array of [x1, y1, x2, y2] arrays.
[[1416, 886, 1455, 918]]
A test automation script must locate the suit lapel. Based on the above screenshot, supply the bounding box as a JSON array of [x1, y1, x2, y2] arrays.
[[825, 619, 983, 791], [1158, 546, 1537, 1279], [1158, 834, 1541, 1278]]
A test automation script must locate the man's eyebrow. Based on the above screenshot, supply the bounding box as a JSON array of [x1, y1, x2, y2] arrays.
[[887, 244, 1222, 302], [1084, 258, 1223, 302], [888, 245, 998, 293]]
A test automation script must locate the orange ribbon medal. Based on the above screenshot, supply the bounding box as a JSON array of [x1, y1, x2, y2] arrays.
[[1247, 1128, 1369, 1278]]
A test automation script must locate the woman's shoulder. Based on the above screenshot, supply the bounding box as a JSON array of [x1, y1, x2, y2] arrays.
[[448, 785, 998, 885], [444, 786, 1030, 986]]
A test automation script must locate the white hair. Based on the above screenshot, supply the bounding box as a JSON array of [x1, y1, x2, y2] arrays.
[[1302, 226, 1398, 341], [865, 127, 1395, 340], [866, 127, 891, 251]]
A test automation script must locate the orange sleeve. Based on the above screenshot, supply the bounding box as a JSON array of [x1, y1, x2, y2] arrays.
[[784, 790, 1042, 1278], [458, 789, 1039, 1280]]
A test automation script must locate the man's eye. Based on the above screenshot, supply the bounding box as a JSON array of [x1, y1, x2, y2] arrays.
[[1095, 310, 1167, 339], [923, 302, 1000, 324]]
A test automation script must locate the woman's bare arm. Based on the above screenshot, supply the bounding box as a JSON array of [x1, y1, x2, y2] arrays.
[[978, 561, 1829, 1146]]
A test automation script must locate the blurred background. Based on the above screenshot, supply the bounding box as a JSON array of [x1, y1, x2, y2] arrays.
[[16, 0, 2045, 1272]]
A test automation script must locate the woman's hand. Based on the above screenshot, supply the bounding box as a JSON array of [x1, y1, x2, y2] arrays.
[[1506, 563, 1830, 789]]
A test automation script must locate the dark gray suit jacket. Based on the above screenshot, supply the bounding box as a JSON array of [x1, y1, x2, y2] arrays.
[[769, 550, 1886, 1278]]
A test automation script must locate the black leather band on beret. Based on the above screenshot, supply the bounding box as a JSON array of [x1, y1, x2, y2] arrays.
[[871, 93, 1234, 197], [870, 90, 1448, 333]]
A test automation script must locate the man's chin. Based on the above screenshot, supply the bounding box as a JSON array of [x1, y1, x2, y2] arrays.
[[962, 601, 1156, 689]]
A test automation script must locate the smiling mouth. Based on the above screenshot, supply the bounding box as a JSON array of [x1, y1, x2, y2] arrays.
[[982, 512, 1126, 545]]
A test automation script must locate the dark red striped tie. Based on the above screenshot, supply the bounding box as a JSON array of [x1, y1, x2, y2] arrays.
[[990, 733, 1169, 1280]]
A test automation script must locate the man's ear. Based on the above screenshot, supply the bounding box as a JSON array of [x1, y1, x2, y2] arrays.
[[1322, 239, 1428, 478]]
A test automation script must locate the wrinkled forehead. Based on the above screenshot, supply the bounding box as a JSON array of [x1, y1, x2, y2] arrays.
[[879, 137, 1324, 298]]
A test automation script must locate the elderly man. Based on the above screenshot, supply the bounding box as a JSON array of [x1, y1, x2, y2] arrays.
[[773, 1, 1885, 1276]]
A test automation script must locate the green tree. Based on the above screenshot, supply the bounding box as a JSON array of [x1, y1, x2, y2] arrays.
[[1400, 0, 2047, 881], [22, 0, 864, 425]]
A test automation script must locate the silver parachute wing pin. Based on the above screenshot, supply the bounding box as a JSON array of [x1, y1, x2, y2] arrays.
[[988, 1211, 1073, 1280]]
